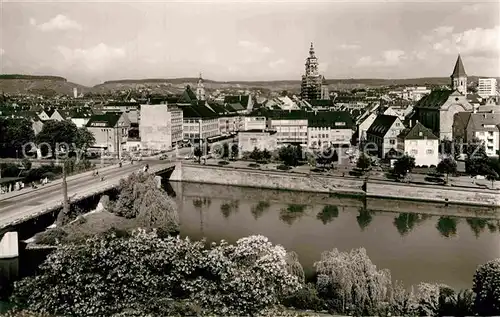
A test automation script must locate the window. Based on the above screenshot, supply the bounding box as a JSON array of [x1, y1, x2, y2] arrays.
[[390, 139, 395, 145], [395, 122, 400, 127], [426, 149, 433, 154], [411, 149, 418, 155]]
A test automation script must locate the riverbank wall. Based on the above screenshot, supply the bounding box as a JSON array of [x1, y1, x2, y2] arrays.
[[169, 162, 500, 209]]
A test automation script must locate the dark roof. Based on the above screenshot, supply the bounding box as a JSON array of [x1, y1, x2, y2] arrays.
[[307, 111, 353, 129], [453, 112, 472, 131], [86, 112, 122, 128], [414, 90, 454, 109], [308, 99, 333, 107], [468, 112, 500, 132], [224, 95, 250, 107], [105, 102, 140, 108], [367, 114, 399, 138], [240, 129, 277, 135], [451, 55, 467, 78], [399, 122, 438, 140], [466, 93, 481, 104], [44, 108, 56, 117], [226, 103, 245, 111], [178, 103, 218, 119], [178, 86, 197, 104]]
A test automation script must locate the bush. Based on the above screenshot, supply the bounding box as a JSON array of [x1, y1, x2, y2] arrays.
[[282, 283, 325, 311], [473, 258, 500, 315], [277, 164, 291, 171], [218, 160, 229, 166], [11, 232, 301, 317], [33, 228, 67, 245]]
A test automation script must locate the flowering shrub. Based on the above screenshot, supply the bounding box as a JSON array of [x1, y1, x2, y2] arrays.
[[473, 258, 500, 315], [187, 235, 302, 316], [11, 232, 299, 316], [314, 247, 392, 315]]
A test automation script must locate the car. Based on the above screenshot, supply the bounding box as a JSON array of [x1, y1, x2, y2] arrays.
[[159, 154, 169, 160]]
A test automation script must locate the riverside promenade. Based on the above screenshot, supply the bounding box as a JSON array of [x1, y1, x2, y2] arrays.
[[0, 161, 175, 231]]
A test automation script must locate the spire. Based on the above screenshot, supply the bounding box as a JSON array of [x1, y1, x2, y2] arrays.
[[451, 54, 467, 78], [309, 42, 315, 57]]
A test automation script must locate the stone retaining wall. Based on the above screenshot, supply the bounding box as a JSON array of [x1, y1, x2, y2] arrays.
[[169, 162, 500, 208], [366, 180, 500, 208], [170, 162, 365, 196]]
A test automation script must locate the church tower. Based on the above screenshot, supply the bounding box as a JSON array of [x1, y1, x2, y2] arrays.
[[450, 54, 467, 95], [300, 42, 322, 100], [196, 73, 206, 101]]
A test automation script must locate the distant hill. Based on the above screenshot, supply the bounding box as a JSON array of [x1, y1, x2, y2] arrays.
[[0, 74, 88, 96], [1, 74, 497, 96]]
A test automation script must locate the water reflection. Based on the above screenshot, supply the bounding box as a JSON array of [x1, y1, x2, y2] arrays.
[[279, 204, 308, 225], [393, 213, 431, 236], [220, 200, 239, 218], [437, 217, 459, 238], [172, 182, 500, 290], [356, 207, 374, 231], [251, 201, 270, 220], [316, 205, 339, 225]]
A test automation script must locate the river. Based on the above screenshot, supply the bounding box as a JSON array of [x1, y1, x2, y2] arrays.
[[1, 181, 499, 306]]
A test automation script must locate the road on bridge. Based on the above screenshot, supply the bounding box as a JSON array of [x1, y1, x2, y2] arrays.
[[0, 162, 171, 230]]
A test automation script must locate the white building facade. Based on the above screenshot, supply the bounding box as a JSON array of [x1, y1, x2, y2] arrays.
[[478, 78, 498, 98]]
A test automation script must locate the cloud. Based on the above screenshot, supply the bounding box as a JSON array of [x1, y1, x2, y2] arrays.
[[422, 26, 454, 42], [432, 25, 500, 57], [0, 48, 4, 56], [268, 59, 286, 69], [56, 43, 126, 72], [338, 44, 360, 50], [34, 14, 82, 32], [459, 3, 489, 15], [356, 50, 406, 67], [238, 40, 273, 54]]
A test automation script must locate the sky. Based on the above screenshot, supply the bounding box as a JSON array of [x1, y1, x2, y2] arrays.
[[1, 0, 499, 86]]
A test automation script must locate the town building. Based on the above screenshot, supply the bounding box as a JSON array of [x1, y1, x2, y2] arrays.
[[397, 122, 439, 167], [307, 111, 354, 149], [300, 42, 327, 101], [179, 101, 219, 141], [366, 114, 405, 158], [266, 110, 308, 145], [412, 90, 473, 140], [465, 112, 500, 157], [478, 78, 498, 98], [243, 116, 267, 131], [101, 102, 140, 124], [139, 103, 183, 151], [86, 112, 130, 156], [358, 112, 378, 143], [238, 130, 278, 157]]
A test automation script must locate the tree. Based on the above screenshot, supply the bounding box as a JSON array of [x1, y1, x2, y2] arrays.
[[437, 158, 457, 184], [249, 147, 263, 162], [472, 258, 500, 315], [21, 158, 32, 171], [222, 142, 229, 159], [11, 232, 301, 317], [194, 146, 203, 163], [393, 154, 416, 180], [35, 120, 78, 157], [316, 147, 338, 168], [111, 172, 180, 234], [314, 247, 392, 315], [0, 118, 35, 158], [356, 153, 371, 172], [231, 143, 239, 159], [75, 127, 96, 152], [261, 149, 272, 162], [278, 145, 301, 167]]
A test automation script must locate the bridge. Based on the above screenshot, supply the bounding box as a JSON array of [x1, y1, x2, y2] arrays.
[[0, 161, 176, 232]]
